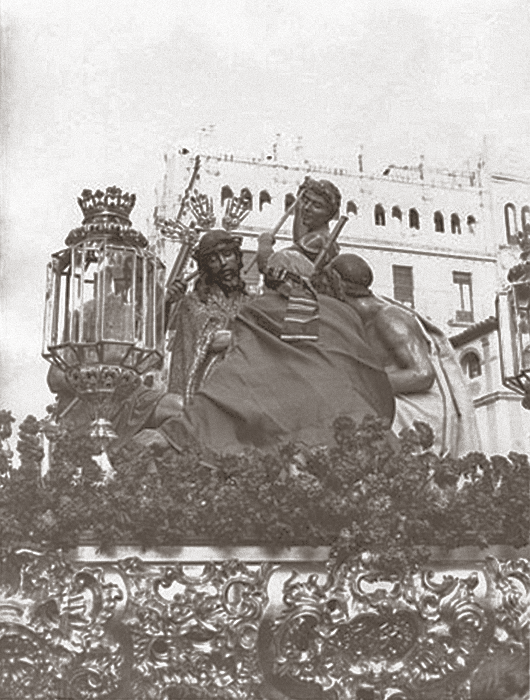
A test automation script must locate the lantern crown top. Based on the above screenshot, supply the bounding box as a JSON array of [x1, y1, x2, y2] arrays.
[[66, 186, 148, 248], [78, 186, 136, 225]]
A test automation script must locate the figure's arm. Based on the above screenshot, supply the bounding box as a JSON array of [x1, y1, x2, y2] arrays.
[[164, 278, 187, 329], [257, 231, 276, 274], [374, 308, 435, 395]]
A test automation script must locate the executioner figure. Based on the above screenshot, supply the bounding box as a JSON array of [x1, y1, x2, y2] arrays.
[[317, 253, 481, 457], [165, 228, 248, 405], [257, 177, 342, 272]]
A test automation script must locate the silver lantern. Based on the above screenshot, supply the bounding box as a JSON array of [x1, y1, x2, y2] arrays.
[[42, 186, 165, 439], [497, 223, 530, 395]]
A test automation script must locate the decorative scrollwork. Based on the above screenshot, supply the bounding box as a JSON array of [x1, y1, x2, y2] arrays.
[[0, 549, 124, 700], [116, 557, 275, 699], [264, 558, 495, 699], [0, 550, 527, 699]]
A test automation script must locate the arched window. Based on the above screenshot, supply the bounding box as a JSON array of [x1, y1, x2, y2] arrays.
[[240, 187, 253, 210], [409, 208, 420, 230], [346, 200, 358, 215], [259, 190, 271, 211], [521, 205, 530, 230], [391, 205, 402, 221], [505, 203, 518, 245], [434, 211, 445, 232], [374, 204, 386, 226], [451, 213, 461, 234], [221, 185, 234, 206], [467, 215, 476, 234], [460, 351, 481, 379], [284, 193, 296, 212]]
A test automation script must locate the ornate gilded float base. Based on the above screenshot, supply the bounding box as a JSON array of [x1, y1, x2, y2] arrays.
[[0, 548, 527, 699]]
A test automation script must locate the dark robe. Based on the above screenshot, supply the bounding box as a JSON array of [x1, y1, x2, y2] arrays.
[[159, 290, 394, 453]]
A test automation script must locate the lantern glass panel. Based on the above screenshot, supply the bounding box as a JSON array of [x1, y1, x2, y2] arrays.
[[99, 342, 131, 365], [155, 260, 165, 354], [134, 255, 144, 345], [73, 242, 103, 344], [54, 344, 80, 368], [77, 345, 101, 365], [137, 350, 159, 374], [42, 261, 56, 355], [54, 254, 72, 346], [101, 246, 136, 343], [512, 283, 530, 374], [144, 256, 155, 349], [122, 347, 144, 371], [49, 256, 64, 347], [497, 291, 517, 382]]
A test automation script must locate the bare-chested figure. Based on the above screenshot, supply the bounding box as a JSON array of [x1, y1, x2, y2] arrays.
[[318, 253, 481, 457]]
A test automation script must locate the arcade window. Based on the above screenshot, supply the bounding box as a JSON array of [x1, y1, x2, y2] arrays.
[[374, 204, 386, 226], [504, 203, 518, 245], [392, 265, 414, 308], [409, 208, 420, 230], [522, 205, 530, 231], [221, 185, 234, 206], [391, 205, 402, 221], [466, 215, 476, 233], [460, 351, 482, 379], [259, 190, 271, 211], [434, 211, 445, 232], [453, 271, 474, 323], [284, 193, 296, 212], [451, 213, 461, 234], [346, 200, 358, 215], [240, 187, 253, 210]]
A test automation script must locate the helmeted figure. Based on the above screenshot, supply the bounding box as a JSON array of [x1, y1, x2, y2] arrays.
[[318, 253, 481, 457], [166, 229, 248, 405]]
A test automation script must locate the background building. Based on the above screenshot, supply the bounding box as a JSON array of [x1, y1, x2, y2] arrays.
[[157, 145, 530, 455]]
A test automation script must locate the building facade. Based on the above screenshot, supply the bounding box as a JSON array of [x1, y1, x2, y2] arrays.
[[156, 146, 530, 455]]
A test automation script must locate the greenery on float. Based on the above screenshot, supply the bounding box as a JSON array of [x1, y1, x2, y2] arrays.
[[1, 409, 528, 572]]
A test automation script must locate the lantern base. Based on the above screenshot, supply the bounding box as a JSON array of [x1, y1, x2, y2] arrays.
[[65, 364, 141, 399]]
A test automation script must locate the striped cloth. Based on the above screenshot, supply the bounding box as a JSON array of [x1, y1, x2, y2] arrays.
[[280, 287, 320, 342], [268, 271, 320, 342]]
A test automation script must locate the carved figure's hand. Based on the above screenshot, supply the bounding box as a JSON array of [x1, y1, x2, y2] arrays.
[[259, 231, 276, 246], [166, 278, 187, 304], [211, 330, 232, 353]]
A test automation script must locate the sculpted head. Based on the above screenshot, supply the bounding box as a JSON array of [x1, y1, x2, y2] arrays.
[[322, 253, 374, 300], [192, 230, 244, 293], [299, 178, 341, 232]]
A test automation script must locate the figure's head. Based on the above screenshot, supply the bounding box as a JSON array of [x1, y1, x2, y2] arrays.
[[299, 178, 341, 231], [324, 253, 373, 300], [192, 230, 244, 292]]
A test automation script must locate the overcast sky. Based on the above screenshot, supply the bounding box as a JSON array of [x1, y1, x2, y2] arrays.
[[1, 0, 530, 423]]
